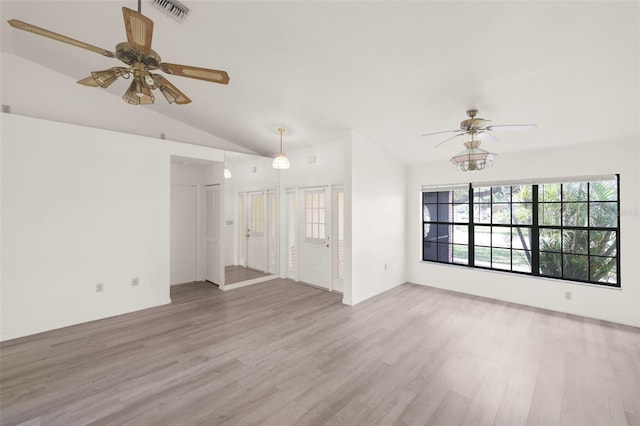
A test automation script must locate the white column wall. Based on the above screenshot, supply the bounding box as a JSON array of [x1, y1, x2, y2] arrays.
[[407, 139, 640, 327], [348, 132, 407, 305], [1, 114, 227, 341]]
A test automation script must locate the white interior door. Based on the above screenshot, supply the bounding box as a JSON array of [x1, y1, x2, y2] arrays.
[[247, 191, 267, 272], [298, 187, 331, 289], [206, 185, 222, 284], [170, 184, 197, 285]]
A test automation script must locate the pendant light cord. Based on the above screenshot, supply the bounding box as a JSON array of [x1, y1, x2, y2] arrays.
[[278, 128, 285, 154], [138, 0, 142, 13]]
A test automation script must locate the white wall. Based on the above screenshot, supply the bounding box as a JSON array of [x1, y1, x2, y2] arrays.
[[279, 141, 345, 189], [347, 132, 407, 305], [407, 139, 640, 327], [1, 114, 227, 341]]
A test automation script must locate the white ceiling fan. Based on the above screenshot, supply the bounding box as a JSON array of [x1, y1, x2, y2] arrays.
[[421, 109, 537, 147]]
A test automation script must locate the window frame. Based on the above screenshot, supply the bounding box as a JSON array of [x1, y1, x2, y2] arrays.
[[421, 176, 621, 288], [304, 189, 326, 243]]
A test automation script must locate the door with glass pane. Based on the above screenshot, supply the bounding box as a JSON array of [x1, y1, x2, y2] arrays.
[[246, 191, 267, 272], [298, 187, 331, 289]]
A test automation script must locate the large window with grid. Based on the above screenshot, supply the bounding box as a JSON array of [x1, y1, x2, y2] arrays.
[[422, 176, 620, 287]]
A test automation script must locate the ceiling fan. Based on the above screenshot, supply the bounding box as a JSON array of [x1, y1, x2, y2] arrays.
[[7, 1, 230, 105], [421, 109, 537, 147]]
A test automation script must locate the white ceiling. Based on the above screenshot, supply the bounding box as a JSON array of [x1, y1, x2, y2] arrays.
[[1, 1, 638, 164]]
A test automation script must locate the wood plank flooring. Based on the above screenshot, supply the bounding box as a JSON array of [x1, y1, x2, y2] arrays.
[[1, 280, 639, 426]]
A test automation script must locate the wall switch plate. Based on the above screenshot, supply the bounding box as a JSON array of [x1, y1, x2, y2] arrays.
[[132, 277, 139, 286], [96, 283, 104, 292]]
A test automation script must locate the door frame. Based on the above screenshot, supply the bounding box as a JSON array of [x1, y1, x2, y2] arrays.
[[331, 185, 345, 293], [286, 184, 342, 291], [237, 188, 278, 275]]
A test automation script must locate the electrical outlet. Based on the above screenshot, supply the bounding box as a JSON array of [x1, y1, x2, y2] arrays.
[[96, 283, 104, 293], [132, 277, 139, 286], [564, 291, 572, 300]]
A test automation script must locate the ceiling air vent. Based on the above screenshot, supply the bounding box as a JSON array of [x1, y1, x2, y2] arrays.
[[150, 0, 190, 23]]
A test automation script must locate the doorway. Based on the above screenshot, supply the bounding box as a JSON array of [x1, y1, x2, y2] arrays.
[[170, 159, 225, 287], [246, 191, 267, 272], [228, 189, 278, 285], [287, 185, 344, 292], [297, 187, 331, 289]]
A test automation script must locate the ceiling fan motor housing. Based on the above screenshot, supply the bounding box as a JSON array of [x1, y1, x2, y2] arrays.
[[116, 42, 161, 69], [459, 108, 490, 131], [460, 117, 490, 131]]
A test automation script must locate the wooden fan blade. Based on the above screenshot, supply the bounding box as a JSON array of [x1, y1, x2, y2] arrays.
[[421, 130, 462, 137], [486, 124, 537, 131], [122, 7, 153, 55], [434, 133, 466, 148], [160, 63, 230, 85], [7, 19, 115, 57], [152, 74, 192, 104]]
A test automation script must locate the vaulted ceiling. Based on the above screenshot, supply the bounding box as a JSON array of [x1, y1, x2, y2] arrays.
[[1, 1, 638, 164]]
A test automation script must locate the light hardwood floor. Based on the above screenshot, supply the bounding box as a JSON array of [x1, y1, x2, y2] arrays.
[[1, 280, 639, 426]]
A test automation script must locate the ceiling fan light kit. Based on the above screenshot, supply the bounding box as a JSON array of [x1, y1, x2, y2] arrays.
[[272, 128, 291, 170], [450, 140, 496, 172], [7, 4, 229, 106]]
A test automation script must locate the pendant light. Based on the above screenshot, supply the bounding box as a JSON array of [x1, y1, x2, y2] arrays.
[[272, 128, 290, 170]]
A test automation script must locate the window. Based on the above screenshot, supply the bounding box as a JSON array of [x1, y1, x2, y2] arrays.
[[422, 188, 469, 265], [538, 180, 618, 284], [422, 176, 620, 287], [305, 190, 325, 240], [473, 185, 533, 273]]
